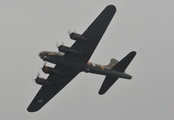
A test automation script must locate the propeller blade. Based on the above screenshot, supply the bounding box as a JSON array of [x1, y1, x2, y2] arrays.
[[56, 42, 64, 48], [61, 41, 64, 46], [67, 29, 71, 35], [56, 42, 64, 52], [42, 62, 47, 71], [36, 72, 40, 79], [67, 29, 76, 35], [34, 72, 40, 83], [56, 42, 59, 48]]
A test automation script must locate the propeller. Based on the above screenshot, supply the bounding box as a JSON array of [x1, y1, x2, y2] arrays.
[[67, 29, 71, 35], [36, 72, 40, 79], [56, 42, 59, 48], [32, 72, 40, 83], [56, 42, 64, 52], [67, 29, 76, 36], [42, 62, 47, 71], [56, 42, 64, 47]]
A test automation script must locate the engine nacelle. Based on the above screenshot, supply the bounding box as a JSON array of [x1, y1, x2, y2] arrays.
[[58, 45, 71, 53], [70, 33, 88, 42], [42, 56, 57, 64], [42, 66, 63, 75], [58, 45, 82, 55], [35, 77, 52, 86]]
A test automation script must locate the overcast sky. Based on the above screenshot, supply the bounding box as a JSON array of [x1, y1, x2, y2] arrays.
[[0, 0, 174, 119]]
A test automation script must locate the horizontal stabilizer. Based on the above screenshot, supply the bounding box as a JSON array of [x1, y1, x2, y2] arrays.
[[112, 51, 136, 72], [98, 76, 118, 95], [98, 51, 136, 95]]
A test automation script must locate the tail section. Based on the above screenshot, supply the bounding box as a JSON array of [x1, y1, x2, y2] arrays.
[[98, 51, 136, 95]]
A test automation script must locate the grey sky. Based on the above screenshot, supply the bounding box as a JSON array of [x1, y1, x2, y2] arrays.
[[0, 0, 174, 119]]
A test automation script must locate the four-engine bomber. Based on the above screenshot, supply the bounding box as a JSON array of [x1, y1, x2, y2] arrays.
[[28, 5, 136, 112]]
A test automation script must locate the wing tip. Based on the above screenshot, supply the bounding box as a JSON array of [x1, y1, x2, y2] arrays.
[[98, 88, 108, 95], [129, 51, 137, 60], [130, 51, 137, 56], [27, 108, 37, 112], [98, 91, 105, 95], [27, 105, 40, 112], [107, 5, 116, 10], [106, 4, 117, 13]]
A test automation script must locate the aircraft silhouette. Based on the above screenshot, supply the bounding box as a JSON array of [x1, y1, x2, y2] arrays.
[[27, 5, 136, 112]]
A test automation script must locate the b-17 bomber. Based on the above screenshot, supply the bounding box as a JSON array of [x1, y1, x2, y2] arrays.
[[27, 5, 136, 112]]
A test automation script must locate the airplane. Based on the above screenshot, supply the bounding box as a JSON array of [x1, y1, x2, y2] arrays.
[[27, 5, 136, 112]]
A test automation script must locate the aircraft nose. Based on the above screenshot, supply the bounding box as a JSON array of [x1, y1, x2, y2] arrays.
[[38, 52, 44, 59]]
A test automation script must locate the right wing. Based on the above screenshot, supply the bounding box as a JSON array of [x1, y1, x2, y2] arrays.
[[27, 65, 79, 112], [63, 5, 116, 64], [112, 51, 136, 72]]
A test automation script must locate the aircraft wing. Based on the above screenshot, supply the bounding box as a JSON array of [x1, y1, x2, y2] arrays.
[[64, 5, 116, 64], [27, 65, 79, 112]]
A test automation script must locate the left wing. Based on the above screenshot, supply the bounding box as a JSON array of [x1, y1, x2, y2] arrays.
[[27, 66, 79, 112]]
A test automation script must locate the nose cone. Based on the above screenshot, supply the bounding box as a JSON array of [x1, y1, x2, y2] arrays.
[[38, 52, 44, 59]]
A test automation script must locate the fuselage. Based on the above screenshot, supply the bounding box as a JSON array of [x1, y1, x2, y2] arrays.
[[38, 51, 132, 79]]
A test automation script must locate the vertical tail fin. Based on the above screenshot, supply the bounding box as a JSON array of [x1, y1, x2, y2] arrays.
[[104, 58, 118, 69], [98, 51, 136, 95]]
